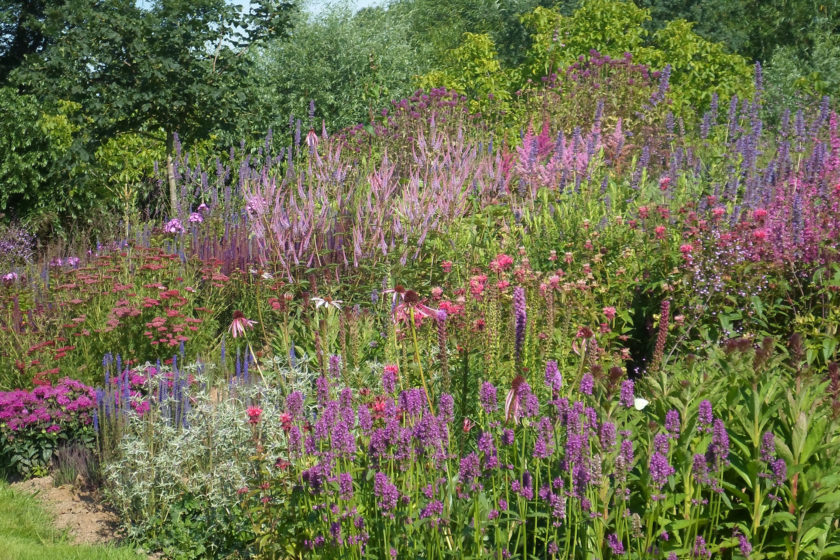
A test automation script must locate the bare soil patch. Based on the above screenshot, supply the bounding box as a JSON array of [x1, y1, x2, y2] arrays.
[[10, 475, 122, 547]]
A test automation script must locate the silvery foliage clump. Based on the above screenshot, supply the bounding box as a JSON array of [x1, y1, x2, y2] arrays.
[[104, 368, 299, 536]]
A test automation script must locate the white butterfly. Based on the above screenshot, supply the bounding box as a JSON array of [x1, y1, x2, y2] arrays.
[[633, 398, 650, 411]]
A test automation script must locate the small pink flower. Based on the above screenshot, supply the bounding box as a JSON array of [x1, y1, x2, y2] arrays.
[[753, 208, 767, 220], [489, 253, 514, 273], [431, 286, 443, 299], [229, 310, 257, 338], [441, 261, 453, 273], [164, 218, 184, 234], [659, 176, 671, 190], [754, 229, 768, 241], [247, 406, 263, 424], [655, 225, 667, 240], [188, 212, 203, 223], [603, 306, 617, 320]]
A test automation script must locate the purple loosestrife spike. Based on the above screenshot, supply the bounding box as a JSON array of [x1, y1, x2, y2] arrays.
[[707, 418, 731, 469], [693, 536, 711, 559], [579, 373, 594, 395], [760, 432, 776, 463], [545, 361, 562, 393], [373, 472, 399, 513], [479, 382, 497, 414], [649, 452, 675, 499], [665, 409, 681, 437], [620, 380, 635, 408], [328, 355, 341, 380], [607, 533, 625, 555], [698, 400, 713, 430], [382, 365, 399, 394], [513, 287, 526, 366]]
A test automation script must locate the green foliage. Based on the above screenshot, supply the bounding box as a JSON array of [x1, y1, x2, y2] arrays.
[[0, 88, 100, 225], [521, 0, 753, 112], [417, 33, 513, 114], [521, 0, 654, 79], [636, 0, 840, 64], [251, 2, 421, 131], [644, 19, 754, 111]]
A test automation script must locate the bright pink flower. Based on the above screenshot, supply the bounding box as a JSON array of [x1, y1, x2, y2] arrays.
[[489, 253, 514, 273], [655, 225, 667, 239], [603, 306, 617, 320], [441, 261, 453, 273], [247, 406, 262, 424]]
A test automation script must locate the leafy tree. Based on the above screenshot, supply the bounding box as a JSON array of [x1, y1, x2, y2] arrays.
[[634, 0, 840, 63], [11, 0, 297, 218], [250, 2, 421, 132], [0, 87, 98, 226], [0, 0, 54, 83], [417, 33, 513, 114]]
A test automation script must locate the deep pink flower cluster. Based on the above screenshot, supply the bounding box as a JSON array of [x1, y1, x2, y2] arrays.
[[0, 377, 95, 434]]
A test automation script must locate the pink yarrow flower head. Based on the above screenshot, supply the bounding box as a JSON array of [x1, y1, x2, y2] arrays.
[[229, 310, 257, 338], [603, 306, 617, 321], [247, 406, 262, 424]]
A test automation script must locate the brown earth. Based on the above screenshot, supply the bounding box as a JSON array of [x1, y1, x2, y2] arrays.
[[10, 475, 123, 546]]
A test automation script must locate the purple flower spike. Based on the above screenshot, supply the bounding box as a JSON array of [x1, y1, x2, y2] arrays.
[[579, 373, 594, 395], [606, 533, 626, 555], [479, 381, 497, 414], [620, 379, 635, 408], [545, 360, 562, 393]]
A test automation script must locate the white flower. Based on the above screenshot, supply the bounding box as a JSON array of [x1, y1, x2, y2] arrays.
[[310, 296, 342, 311]]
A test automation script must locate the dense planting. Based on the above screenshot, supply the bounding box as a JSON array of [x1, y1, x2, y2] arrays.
[[1, 5, 840, 556]]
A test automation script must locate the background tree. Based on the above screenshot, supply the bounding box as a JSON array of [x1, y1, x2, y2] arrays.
[[11, 0, 298, 218], [248, 1, 421, 133]]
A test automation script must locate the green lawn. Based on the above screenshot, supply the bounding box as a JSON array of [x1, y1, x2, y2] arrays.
[[0, 481, 145, 560]]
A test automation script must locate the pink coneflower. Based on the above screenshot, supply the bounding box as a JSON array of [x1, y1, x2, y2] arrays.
[[229, 310, 257, 338]]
